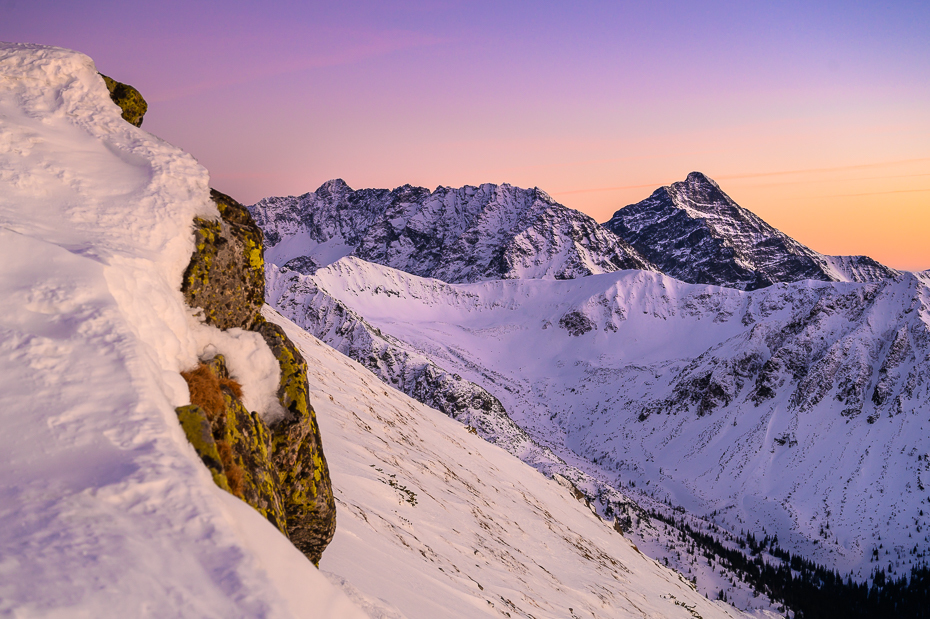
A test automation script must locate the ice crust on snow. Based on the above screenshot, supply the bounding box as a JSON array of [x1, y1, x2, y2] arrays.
[[0, 43, 364, 617]]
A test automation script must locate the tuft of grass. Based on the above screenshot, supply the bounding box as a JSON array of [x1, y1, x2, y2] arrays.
[[220, 376, 244, 400], [180, 362, 246, 499], [180, 362, 243, 420]]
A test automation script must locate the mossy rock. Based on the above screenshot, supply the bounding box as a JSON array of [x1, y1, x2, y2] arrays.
[[181, 189, 265, 331], [175, 404, 230, 491], [99, 74, 147, 127], [257, 321, 336, 566]]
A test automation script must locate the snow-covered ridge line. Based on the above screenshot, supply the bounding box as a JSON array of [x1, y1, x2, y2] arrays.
[[0, 43, 363, 617]]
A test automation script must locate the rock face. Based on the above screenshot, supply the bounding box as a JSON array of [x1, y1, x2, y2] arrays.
[[603, 172, 898, 290], [179, 355, 286, 531], [99, 74, 147, 127], [255, 321, 335, 562], [249, 180, 655, 283], [182, 189, 265, 330], [177, 189, 335, 565]]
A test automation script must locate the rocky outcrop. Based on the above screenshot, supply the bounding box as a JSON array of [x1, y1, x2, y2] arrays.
[[256, 321, 335, 562], [99, 74, 147, 127], [182, 189, 265, 330], [177, 189, 335, 565], [179, 355, 286, 531]]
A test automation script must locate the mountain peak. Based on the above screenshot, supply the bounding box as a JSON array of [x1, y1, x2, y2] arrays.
[[316, 178, 352, 196], [604, 173, 896, 290], [684, 170, 716, 186]]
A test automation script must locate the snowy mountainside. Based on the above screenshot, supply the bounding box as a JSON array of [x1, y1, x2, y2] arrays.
[[249, 179, 655, 283], [274, 256, 930, 586], [265, 306, 754, 619], [0, 43, 364, 617], [604, 172, 900, 290]]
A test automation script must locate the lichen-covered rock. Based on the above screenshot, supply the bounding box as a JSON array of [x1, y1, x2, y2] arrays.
[[181, 190, 265, 331], [99, 74, 147, 127], [256, 321, 336, 565], [175, 404, 230, 491], [177, 186, 335, 566], [202, 355, 288, 533]]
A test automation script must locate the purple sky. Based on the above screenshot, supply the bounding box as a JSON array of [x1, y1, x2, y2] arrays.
[[3, 0, 929, 268]]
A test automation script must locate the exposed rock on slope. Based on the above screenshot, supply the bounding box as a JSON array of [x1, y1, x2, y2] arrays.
[[179, 188, 335, 565], [249, 180, 655, 283], [604, 172, 898, 290], [99, 73, 147, 127], [183, 189, 265, 330], [177, 355, 286, 530]]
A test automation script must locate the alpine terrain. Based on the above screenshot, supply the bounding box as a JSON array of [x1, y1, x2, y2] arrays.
[[603, 172, 898, 290], [254, 175, 930, 616], [249, 179, 655, 282], [1, 43, 762, 618]]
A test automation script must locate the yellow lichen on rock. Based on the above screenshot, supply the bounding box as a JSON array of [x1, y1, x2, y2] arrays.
[[99, 74, 147, 127], [177, 187, 335, 566]]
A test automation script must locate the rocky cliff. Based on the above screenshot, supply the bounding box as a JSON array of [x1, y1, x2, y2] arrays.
[[99, 73, 147, 127]]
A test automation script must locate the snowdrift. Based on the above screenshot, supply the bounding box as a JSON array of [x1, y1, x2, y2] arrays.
[[0, 42, 363, 618]]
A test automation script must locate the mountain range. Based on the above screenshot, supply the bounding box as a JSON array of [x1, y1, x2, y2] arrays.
[[251, 172, 930, 614], [1, 43, 764, 619]]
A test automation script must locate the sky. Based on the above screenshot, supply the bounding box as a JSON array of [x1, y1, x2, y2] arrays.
[[3, 0, 929, 268]]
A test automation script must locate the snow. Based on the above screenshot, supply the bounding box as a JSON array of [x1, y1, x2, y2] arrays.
[[271, 255, 930, 588], [265, 307, 753, 619], [0, 43, 365, 617]]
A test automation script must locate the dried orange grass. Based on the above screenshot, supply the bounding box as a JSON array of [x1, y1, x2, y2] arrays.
[[180, 362, 246, 498], [216, 439, 245, 497], [180, 362, 243, 420]]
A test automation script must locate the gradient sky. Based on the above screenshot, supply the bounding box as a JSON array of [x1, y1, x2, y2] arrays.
[[4, 0, 929, 268]]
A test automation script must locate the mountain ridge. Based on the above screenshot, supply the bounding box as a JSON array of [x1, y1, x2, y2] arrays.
[[249, 179, 655, 283]]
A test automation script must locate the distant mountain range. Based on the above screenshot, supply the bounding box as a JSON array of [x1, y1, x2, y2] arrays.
[[251, 172, 902, 290], [250, 180, 653, 283]]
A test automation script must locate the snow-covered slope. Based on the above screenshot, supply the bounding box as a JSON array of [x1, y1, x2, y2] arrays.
[[0, 43, 365, 617], [266, 306, 753, 619], [270, 257, 930, 587], [249, 180, 655, 282], [603, 172, 900, 290]]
